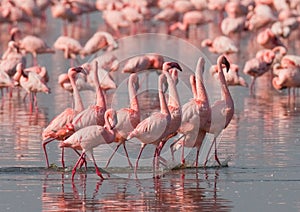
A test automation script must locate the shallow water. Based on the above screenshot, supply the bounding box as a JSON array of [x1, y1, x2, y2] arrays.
[[0, 8, 300, 212]]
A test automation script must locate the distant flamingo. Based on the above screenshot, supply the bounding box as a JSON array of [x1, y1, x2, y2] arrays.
[[58, 71, 94, 93], [121, 4, 144, 35], [80, 31, 118, 58], [122, 53, 164, 73], [171, 57, 210, 167], [256, 28, 285, 49], [0, 41, 27, 78], [0, 70, 13, 98], [105, 73, 140, 168], [245, 4, 276, 31], [201, 36, 239, 55], [60, 108, 118, 180], [13, 63, 50, 111], [243, 56, 274, 95], [169, 10, 212, 37], [210, 63, 248, 87], [42, 66, 86, 168], [153, 7, 180, 34], [82, 62, 117, 91], [53, 35, 83, 66], [102, 9, 130, 37], [203, 55, 234, 166], [127, 72, 170, 174]]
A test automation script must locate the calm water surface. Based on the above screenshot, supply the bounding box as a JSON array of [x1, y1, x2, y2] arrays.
[[0, 9, 300, 212]]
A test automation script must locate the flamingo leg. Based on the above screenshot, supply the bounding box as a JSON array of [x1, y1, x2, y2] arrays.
[[214, 137, 221, 166], [170, 134, 185, 161], [61, 148, 65, 168], [105, 143, 121, 168], [72, 152, 86, 180], [42, 138, 56, 167], [122, 142, 133, 169], [204, 137, 216, 167], [90, 152, 104, 180], [194, 147, 200, 167], [135, 144, 146, 175]]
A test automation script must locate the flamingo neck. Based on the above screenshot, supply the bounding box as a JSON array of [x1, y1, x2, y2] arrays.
[[69, 73, 84, 112], [128, 77, 139, 112], [166, 72, 180, 109], [94, 64, 106, 109], [159, 76, 170, 115], [190, 75, 197, 99], [218, 61, 232, 102], [195, 61, 209, 104]]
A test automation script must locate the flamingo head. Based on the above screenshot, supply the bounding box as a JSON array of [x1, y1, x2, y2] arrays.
[[106, 109, 118, 130], [163, 62, 183, 72]]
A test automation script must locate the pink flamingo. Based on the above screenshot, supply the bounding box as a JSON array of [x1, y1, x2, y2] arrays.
[[245, 4, 276, 31], [58, 71, 94, 93], [102, 9, 130, 37], [42, 66, 86, 168], [243, 53, 274, 95], [201, 36, 239, 55], [171, 57, 210, 167], [0, 41, 27, 78], [221, 16, 246, 36], [53, 35, 83, 66], [272, 63, 300, 103], [154, 63, 182, 168], [153, 7, 180, 34], [127, 72, 170, 174], [121, 4, 144, 35], [256, 28, 285, 49], [59, 108, 118, 180], [203, 55, 234, 166], [210, 63, 248, 87], [80, 31, 118, 58], [122, 53, 164, 73], [169, 10, 212, 37], [13, 62, 50, 111], [105, 73, 140, 168], [63, 61, 107, 136], [0, 70, 14, 98]]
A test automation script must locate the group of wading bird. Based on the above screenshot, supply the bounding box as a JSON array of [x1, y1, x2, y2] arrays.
[[41, 54, 233, 180]]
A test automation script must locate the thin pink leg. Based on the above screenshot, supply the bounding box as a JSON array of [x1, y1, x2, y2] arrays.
[[91, 153, 104, 179], [42, 138, 56, 167], [204, 137, 216, 167], [123, 143, 133, 169], [105, 143, 121, 168], [72, 152, 86, 180], [135, 144, 146, 175], [61, 148, 65, 168], [214, 138, 221, 166]]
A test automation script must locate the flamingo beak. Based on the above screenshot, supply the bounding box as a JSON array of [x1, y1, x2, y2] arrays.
[[222, 56, 230, 72], [167, 62, 183, 72]]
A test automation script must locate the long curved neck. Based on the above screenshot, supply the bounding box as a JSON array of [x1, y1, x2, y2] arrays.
[[190, 75, 197, 99], [217, 59, 232, 103], [104, 111, 113, 131], [128, 75, 139, 112], [195, 58, 208, 104], [159, 75, 170, 115], [69, 72, 84, 112], [94, 62, 106, 108], [166, 71, 180, 108]]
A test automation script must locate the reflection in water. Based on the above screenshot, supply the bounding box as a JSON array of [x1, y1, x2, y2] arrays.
[[42, 169, 233, 211]]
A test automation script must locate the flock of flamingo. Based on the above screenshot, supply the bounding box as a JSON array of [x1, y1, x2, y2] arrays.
[[0, 0, 300, 179]]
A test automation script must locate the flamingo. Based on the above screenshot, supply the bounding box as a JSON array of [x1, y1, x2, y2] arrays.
[[42, 66, 86, 168], [63, 61, 107, 137], [13, 63, 50, 111], [80, 31, 118, 58], [58, 71, 94, 93], [102, 9, 130, 37], [169, 10, 212, 38], [201, 36, 239, 55], [171, 57, 210, 167], [0, 41, 26, 78], [210, 63, 248, 87], [153, 7, 180, 34], [127, 72, 170, 174], [154, 63, 182, 169], [105, 73, 140, 168], [203, 55, 234, 166], [53, 35, 83, 66], [59, 108, 118, 180]]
